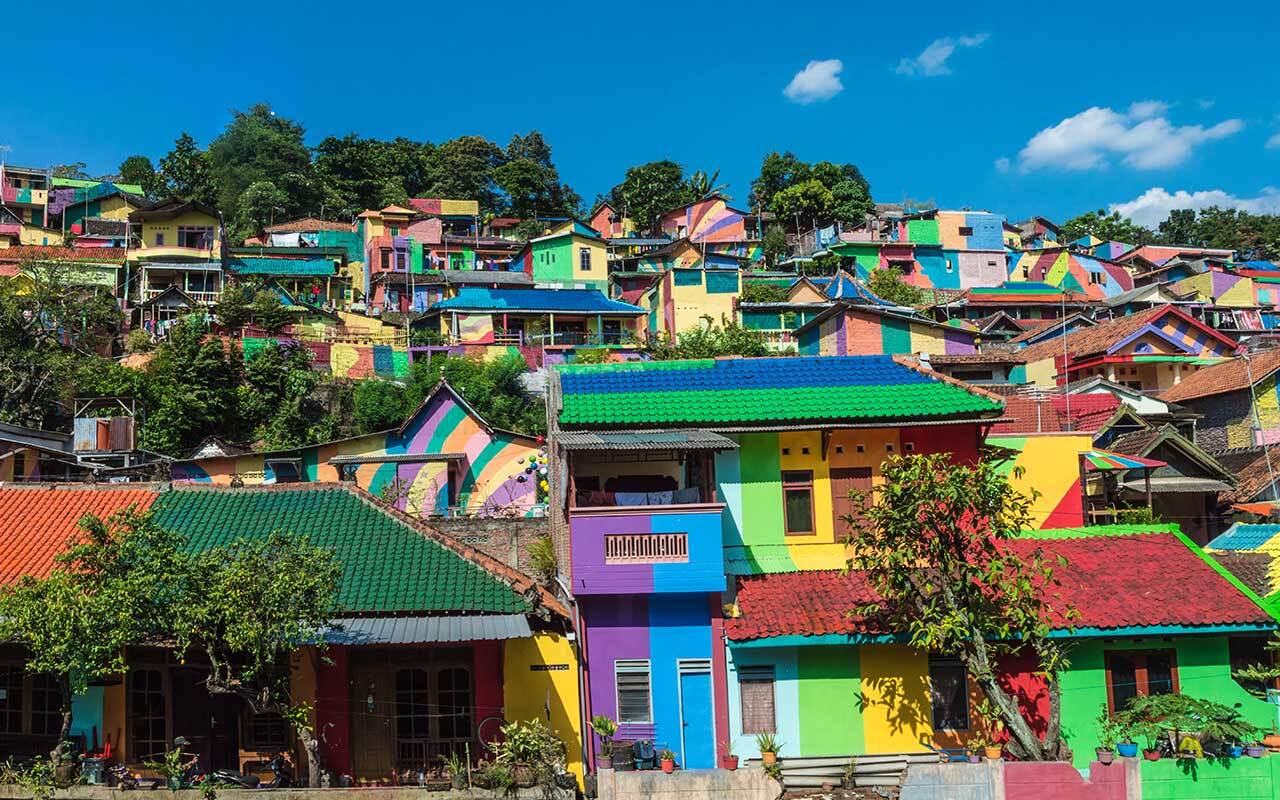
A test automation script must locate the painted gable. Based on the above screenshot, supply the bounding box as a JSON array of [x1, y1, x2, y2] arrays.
[[659, 197, 747, 243]]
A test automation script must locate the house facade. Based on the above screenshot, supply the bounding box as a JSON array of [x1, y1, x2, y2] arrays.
[[796, 304, 979, 357], [509, 221, 608, 292]]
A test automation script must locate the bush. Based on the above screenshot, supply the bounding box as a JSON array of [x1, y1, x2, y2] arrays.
[[526, 536, 558, 583], [741, 281, 790, 303], [125, 328, 153, 354], [492, 718, 566, 788]]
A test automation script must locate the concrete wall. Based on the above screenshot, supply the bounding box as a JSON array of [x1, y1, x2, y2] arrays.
[[596, 766, 780, 800], [901, 758, 1136, 800], [0, 788, 569, 800]]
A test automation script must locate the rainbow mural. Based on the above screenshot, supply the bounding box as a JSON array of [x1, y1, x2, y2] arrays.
[[987, 433, 1091, 528], [658, 197, 747, 243], [171, 382, 544, 517], [1009, 248, 1134, 300], [798, 307, 977, 357], [242, 336, 411, 379]]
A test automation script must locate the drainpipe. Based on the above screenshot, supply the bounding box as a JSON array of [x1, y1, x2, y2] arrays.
[[555, 573, 592, 775]]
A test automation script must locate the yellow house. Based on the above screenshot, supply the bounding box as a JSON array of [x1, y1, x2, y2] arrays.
[[128, 197, 224, 307]]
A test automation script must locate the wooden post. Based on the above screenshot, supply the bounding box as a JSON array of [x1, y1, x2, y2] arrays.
[[1144, 468, 1153, 511]]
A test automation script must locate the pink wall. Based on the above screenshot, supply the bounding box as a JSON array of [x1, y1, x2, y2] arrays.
[[1004, 761, 1127, 800]]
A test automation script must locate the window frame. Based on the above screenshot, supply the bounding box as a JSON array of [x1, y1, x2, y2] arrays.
[[781, 469, 816, 536], [614, 659, 653, 724], [579, 247, 592, 271], [738, 665, 777, 735], [1105, 648, 1179, 714], [928, 657, 971, 732], [958, 226, 974, 237]]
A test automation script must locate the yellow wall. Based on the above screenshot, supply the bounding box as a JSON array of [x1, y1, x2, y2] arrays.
[[19, 224, 62, 246], [141, 210, 220, 255], [988, 433, 1091, 528], [908, 324, 948, 355], [1024, 356, 1059, 386], [98, 195, 140, 221], [503, 633, 584, 785], [570, 235, 607, 285], [667, 271, 739, 335], [859, 644, 933, 753]]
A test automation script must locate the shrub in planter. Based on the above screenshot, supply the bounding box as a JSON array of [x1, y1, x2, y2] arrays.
[[720, 740, 738, 770], [492, 718, 567, 790], [755, 732, 783, 766], [1116, 694, 1261, 765], [1247, 744, 1267, 758], [659, 749, 676, 774], [591, 715, 619, 771], [1116, 743, 1139, 758], [1096, 708, 1125, 764]]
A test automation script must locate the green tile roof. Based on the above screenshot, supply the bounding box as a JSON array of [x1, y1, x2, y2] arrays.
[[150, 486, 532, 615], [228, 257, 336, 276]]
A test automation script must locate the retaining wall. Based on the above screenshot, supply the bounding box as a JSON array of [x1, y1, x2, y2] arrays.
[[596, 766, 780, 800]]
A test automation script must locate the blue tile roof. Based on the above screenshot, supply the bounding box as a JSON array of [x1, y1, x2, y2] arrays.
[[431, 287, 644, 314], [1207, 523, 1280, 551]]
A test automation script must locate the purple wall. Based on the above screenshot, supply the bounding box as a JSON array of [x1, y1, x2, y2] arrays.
[[943, 326, 978, 355], [569, 506, 727, 596]]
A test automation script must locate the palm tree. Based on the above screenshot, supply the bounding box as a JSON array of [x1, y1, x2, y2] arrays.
[[686, 169, 730, 201]]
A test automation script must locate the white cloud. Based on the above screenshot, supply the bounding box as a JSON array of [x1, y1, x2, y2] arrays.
[[1110, 186, 1280, 228], [895, 33, 989, 77], [783, 59, 844, 104], [1015, 103, 1243, 173], [1267, 132, 1280, 150], [994, 156, 1011, 174]]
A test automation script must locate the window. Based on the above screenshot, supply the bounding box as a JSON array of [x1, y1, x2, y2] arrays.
[[244, 711, 288, 751], [395, 668, 430, 766], [436, 667, 472, 740], [1106, 650, 1177, 713], [380, 249, 392, 270], [929, 658, 970, 730], [30, 674, 61, 736], [615, 660, 652, 723], [580, 247, 592, 271], [0, 666, 22, 733], [958, 226, 974, 236], [739, 666, 776, 734], [154, 233, 165, 246], [1089, 271, 1104, 285], [1022, 265, 1030, 279], [782, 470, 815, 535], [129, 668, 167, 760], [178, 227, 213, 249]]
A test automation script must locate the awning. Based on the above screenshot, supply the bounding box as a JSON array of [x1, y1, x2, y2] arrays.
[[1121, 476, 1233, 494], [557, 429, 739, 452], [1083, 449, 1167, 472], [325, 614, 532, 645], [328, 452, 466, 466]]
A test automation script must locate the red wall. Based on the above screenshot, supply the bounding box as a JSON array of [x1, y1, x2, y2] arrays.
[[315, 646, 351, 776], [1004, 761, 1127, 800], [900, 423, 983, 465], [474, 640, 504, 728], [995, 648, 1051, 741]]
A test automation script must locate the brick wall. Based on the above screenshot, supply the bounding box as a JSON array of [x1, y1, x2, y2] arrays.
[[428, 516, 550, 575]]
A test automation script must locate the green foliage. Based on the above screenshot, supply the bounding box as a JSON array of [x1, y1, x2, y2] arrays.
[[155, 133, 218, 207], [754, 732, 783, 754], [606, 160, 694, 235], [52, 163, 90, 180], [118, 155, 158, 196], [410, 354, 546, 435], [491, 719, 565, 788], [0, 264, 122, 427], [685, 169, 729, 201], [1, 757, 58, 799], [1060, 209, 1155, 246], [441, 751, 467, 779], [141, 317, 241, 455], [867, 268, 926, 306], [591, 715, 618, 756], [526, 535, 558, 583], [741, 281, 790, 303], [238, 341, 321, 448], [1115, 693, 1261, 748], [752, 152, 872, 228], [207, 104, 316, 226], [762, 225, 790, 266], [847, 454, 1071, 761], [353, 379, 409, 432], [248, 290, 292, 334], [646, 318, 771, 360], [233, 180, 292, 240], [1156, 206, 1280, 261], [1096, 707, 1126, 748], [1115, 506, 1163, 525], [771, 179, 833, 228], [125, 328, 154, 354], [475, 761, 513, 795]]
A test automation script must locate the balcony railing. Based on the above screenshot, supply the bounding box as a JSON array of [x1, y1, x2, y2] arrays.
[[143, 287, 220, 304], [134, 245, 215, 260], [604, 533, 689, 564]]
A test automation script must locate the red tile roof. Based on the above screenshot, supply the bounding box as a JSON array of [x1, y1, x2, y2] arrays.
[[264, 218, 352, 234], [725, 530, 1270, 641], [987, 393, 1120, 435], [1160, 349, 1280, 404], [0, 246, 128, 263], [1018, 305, 1233, 365], [0, 485, 160, 584]]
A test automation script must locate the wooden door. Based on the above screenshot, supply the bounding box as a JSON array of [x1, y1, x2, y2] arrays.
[[830, 468, 873, 539], [349, 658, 395, 780]]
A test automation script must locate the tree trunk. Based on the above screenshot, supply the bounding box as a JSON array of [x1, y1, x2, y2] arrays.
[[965, 639, 1049, 761], [297, 723, 322, 787], [51, 675, 73, 763]]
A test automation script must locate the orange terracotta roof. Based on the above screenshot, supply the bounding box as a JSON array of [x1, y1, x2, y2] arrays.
[[1220, 451, 1280, 507], [0, 485, 161, 584], [1160, 349, 1280, 404], [1019, 305, 1231, 365], [0, 246, 128, 263]]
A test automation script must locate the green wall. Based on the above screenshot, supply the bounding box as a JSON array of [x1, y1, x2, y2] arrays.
[[1059, 635, 1277, 768], [731, 433, 785, 548], [906, 219, 941, 245], [798, 646, 864, 755], [881, 316, 911, 354], [1141, 754, 1280, 800]]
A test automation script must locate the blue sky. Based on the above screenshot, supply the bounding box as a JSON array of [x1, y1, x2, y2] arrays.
[[5, 0, 1279, 227]]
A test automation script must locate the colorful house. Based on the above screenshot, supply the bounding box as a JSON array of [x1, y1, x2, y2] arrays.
[[172, 380, 544, 518], [724, 523, 1276, 768], [509, 220, 608, 292], [657, 196, 751, 243], [795, 303, 979, 357], [416, 287, 645, 352], [0, 164, 51, 228], [928, 283, 1097, 323], [0, 482, 582, 783], [1008, 247, 1135, 300], [587, 202, 634, 239], [549, 354, 1004, 770], [1016, 304, 1237, 389], [128, 197, 225, 316], [1161, 349, 1280, 452]]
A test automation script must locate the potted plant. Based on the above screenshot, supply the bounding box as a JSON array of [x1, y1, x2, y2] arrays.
[[659, 749, 677, 774], [441, 751, 467, 790], [1265, 725, 1280, 749], [1095, 709, 1122, 764], [755, 732, 783, 766], [591, 715, 619, 770], [721, 740, 739, 770], [1247, 741, 1267, 758]]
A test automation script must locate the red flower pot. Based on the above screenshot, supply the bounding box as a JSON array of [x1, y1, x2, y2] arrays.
[[722, 756, 739, 770], [661, 759, 675, 774]]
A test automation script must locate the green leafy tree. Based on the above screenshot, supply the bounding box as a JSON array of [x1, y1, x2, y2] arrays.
[[685, 169, 729, 201], [752, 153, 872, 228], [118, 155, 157, 195], [846, 454, 1074, 761], [427, 135, 507, 214], [213, 283, 256, 332], [647, 318, 770, 360], [238, 342, 318, 447], [249, 289, 293, 334], [762, 225, 790, 266], [751, 151, 810, 210], [496, 132, 580, 217], [207, 104, 316, 223], [740, 281, 790, 303], [867, 268, 925, 306], [50, 163, 90, 180], [0, 509, 184, 761], [771, 179, 834, 230], [169, 532, 342, 787], [353, 379, 410, 432], [409, 354, 545, 435], [831, 178, 874, 225], [155, 133, 218, 207], [0, 264, 122, 426], [607, 160, 693, 235], [233, 180, 291, 240], [1060, 209, 1154, 245], [1156, 209, 1197, 246], [142, 317, 240, 456]]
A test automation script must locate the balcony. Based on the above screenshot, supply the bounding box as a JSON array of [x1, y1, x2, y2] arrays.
[[1, 186, 47, 206], [143, 287, 220, 305], [133, 245, 216, 261], [568, 501, 726, 596]]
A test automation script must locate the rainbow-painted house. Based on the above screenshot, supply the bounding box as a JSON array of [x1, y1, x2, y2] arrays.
[[833, 209, 1008, 291], [171, 381, 545, 517], [549, 355, 1005, 770], [1008, 246, 1135, 300], [795, 302, 979, 357]]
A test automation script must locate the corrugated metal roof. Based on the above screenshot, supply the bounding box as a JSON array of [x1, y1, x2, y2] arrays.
[[557, 430, 739, 451], [328, 452, 466, 465], [1208, 523, 1280, 551], [326, 614, 533, 644], [1120, 477, 1234, 493]]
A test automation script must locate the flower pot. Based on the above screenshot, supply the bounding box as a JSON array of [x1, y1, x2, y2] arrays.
[[661, 759, 675, 774], [761, 751, 778, 766], [1116, 743, 1139, 758], [1264, 734, 1280, 749], [597, 755, 613, 771], [1096, 748, 1115, 765], [984, 746, 1002, 761], [1226, 745, 1244, 759], [1143, 749, 1162, 761], [512, 764, 537, 787], [1247, 745, 1267, 758], [613, 753, 635, 772], [722, 755, 739, 771], [967, 754, 981, 764]]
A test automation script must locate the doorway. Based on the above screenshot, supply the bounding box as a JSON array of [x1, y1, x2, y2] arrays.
[[676, 659, 714, 769]]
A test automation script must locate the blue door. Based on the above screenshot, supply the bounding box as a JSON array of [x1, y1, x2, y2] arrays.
[[678, 660, 715, 769]]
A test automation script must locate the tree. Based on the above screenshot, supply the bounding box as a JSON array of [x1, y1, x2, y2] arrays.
[[831, 178, 874, 225], [740, 280, 790, 303], [233, 180, 291, 240], [607, 160, 693, 235], [1059, 209, 1154, 245], [0, 264, 122, 427], [685, 169, 729, 201], [169, 532, 342, 787], [50, 163, 90, 180], [867, 268, 925, 306], [208, 104, 316, 223], [846, 454, 1074, 761], [427, 136, 507, 214], [409, 354, 545, 435], [770, 179, 834, 230], [314, 135, 436, 218], [353, 379, 409, 432], [117, 155, 157, 195], [752, 153, 872, 228], [0, 509, 184, 761], [751, 151, 810, 210], [142, 317, 240, 456], [155, 133, 218, 207], [1156, 209, 1197, 246], [647, 318, 771, 360], [762, 225, 790, 266]]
